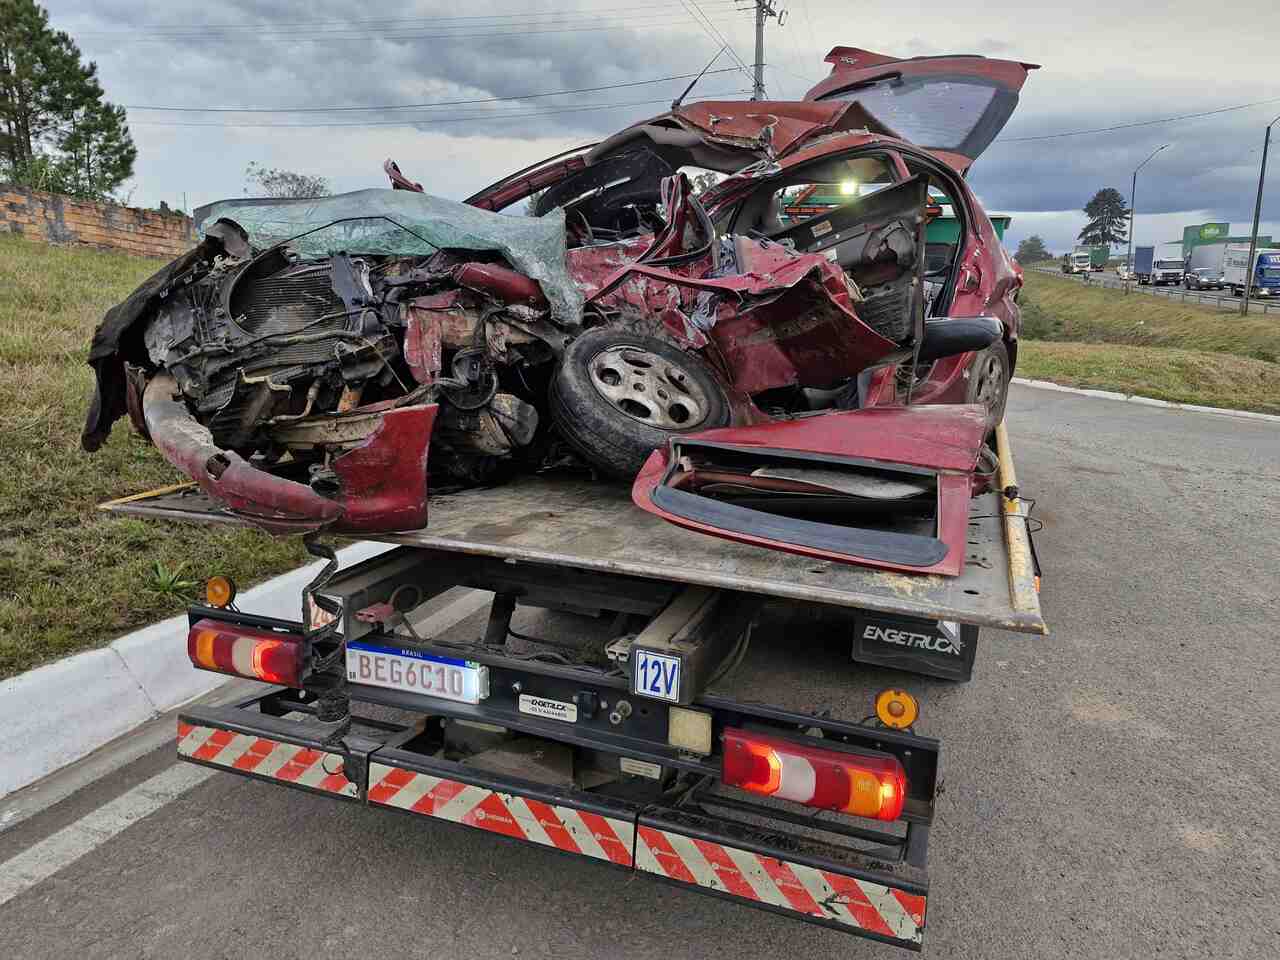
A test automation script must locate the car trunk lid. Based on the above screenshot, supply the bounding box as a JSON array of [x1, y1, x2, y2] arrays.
[[804, 47, 1039, 171]]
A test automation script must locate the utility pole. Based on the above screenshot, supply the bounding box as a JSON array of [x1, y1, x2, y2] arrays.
[[751, 0, 782, 101], [1124, 143, 1169, 294], [1241, 114, 1280, 316]]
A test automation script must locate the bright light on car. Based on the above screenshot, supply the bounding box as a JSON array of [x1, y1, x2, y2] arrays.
[[840, 180, 858, 195]]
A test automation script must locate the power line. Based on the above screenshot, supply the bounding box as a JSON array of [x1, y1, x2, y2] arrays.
[[680, 0, 753, 79], [127, 90, 747, 129], [74, 7, 747, 42], [997, 95, 1280, 144], [72, 1, 742, 35], [124, 68, 742, 113]]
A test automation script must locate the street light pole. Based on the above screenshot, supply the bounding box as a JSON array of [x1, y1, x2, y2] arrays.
[[1241, 115, 1280, 316], [1125, 143, 1169, 294]]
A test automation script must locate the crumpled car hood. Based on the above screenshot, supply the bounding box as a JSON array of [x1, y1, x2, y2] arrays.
[[196, 189, 584, 326]]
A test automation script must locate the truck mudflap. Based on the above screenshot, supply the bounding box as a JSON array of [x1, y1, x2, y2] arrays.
[[176, 699, 930, 951]]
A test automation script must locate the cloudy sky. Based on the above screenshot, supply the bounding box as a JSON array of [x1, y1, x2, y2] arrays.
[[45, 0, 1280, 253]]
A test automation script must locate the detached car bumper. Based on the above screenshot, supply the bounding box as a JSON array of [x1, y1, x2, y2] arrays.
[[143, 374, 436, 534]]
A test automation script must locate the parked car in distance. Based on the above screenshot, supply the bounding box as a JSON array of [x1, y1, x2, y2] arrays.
[[1184, 267, 1224, 291]]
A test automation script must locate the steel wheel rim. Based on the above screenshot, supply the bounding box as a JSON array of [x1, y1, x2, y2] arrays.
[[587, 344, 712, 430], [974, 352, 1005, 413]]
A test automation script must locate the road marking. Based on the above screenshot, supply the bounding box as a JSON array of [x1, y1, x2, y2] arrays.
[[0, 762, 214, 907]]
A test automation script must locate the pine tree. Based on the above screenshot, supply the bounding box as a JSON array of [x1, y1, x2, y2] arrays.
[[0, 0, 135, 198], [1078, 188, 1131, 246]]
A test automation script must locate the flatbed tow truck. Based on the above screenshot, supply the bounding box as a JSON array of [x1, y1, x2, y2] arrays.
[[103, 423, 1043, 952]]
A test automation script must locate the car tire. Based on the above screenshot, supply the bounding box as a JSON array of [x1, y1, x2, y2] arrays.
[[966, 339, 1011, 432], [550, 327, 731, 478]]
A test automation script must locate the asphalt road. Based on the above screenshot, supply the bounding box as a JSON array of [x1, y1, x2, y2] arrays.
[[2, 385, 1278, 959]]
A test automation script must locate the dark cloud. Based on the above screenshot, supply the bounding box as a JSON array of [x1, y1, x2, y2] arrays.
[[55, 0, 749, 140], [42, 0, 1280, 238], [972, 107, 1274, 223]]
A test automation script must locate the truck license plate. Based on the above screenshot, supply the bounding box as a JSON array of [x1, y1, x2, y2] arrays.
[[346, 641, 488, 704]]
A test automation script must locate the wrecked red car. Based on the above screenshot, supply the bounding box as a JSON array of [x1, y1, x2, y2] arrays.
[[83, 46, 1032, 576]]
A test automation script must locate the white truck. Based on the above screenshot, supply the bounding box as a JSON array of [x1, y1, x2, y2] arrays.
[[1065, 245, 1093, 274], [1223, 244, 1280, 298], [1146, 242, 1185, 286]]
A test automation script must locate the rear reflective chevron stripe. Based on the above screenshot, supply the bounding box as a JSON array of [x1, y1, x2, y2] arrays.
[[634, 825, 925, 945], [366, 762, 634, 866], [177, 722, 357, 797], [180, 723, 923, 945]]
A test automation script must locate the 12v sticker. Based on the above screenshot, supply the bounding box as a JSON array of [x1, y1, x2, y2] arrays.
[[632, 650, 681, 703]]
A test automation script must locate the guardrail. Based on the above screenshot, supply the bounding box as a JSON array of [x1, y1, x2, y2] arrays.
[[1025, 266, 1279, 316]]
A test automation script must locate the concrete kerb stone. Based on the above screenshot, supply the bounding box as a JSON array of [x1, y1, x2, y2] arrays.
[[1011, 377, 1280, 424]]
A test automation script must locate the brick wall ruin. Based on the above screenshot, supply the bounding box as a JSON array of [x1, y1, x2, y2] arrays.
[[1, 184, 195, 259]]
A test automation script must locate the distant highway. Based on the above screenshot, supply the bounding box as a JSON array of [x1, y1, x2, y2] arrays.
[[1027, 266, 1280, 315]]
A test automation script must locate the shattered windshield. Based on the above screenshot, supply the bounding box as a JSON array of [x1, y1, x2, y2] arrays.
[[819, 75, 1015, 158], [197, 189, 584, 325]]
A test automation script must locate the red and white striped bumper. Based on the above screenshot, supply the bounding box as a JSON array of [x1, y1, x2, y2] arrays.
[[367, 762, 634, 866], [177, 721, 359, 798], [635, 823, 925, 945], [177, 717, 927, 949]]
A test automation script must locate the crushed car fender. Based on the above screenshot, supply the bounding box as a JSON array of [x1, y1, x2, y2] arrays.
[[142, 373, 343, 534]]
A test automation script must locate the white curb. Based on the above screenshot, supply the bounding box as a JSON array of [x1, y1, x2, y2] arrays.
[[0, 541, 392, 800], [1012, 377, 1280, 424]]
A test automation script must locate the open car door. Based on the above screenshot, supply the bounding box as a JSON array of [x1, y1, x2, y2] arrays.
[[804, 47, 1039, 172]]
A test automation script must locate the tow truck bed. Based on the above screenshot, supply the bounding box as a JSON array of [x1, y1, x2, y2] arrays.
[[104, 468, 1044, 637]]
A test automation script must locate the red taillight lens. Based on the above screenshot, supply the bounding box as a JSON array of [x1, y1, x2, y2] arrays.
[[187, 618, 305, 687], [722, 728, 906, 822]]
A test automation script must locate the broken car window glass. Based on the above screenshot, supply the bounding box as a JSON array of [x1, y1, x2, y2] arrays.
[[821, 77, 1001, 153]]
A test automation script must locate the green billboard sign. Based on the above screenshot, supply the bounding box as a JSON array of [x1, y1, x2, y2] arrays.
[[1183, 223, 1232, 258]]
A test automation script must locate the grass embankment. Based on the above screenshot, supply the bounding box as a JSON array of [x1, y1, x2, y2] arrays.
[[0, 235, 308, 679], [1017, 270, 1280, 414]]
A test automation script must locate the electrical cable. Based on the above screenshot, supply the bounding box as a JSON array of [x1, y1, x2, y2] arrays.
[[73, 11, 749, 45], [679, 0, 753, 80], [73, 1, 744, 36], [707, 619, 754, 686], [127, 90, 746, 128], [124, 68, 743, 113], [996, 95, 1280, 143]]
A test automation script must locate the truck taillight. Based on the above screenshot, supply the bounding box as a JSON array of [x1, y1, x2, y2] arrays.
[[722, 728, 906, 821], [187, 618, 305, 687]]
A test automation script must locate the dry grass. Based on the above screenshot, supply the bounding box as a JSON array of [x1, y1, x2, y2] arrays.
[[0, 235, 308, 678], [1019, 271, 1280, 363], [1016, 270, 1280, 413], [1018, 341, 1280, 415]]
